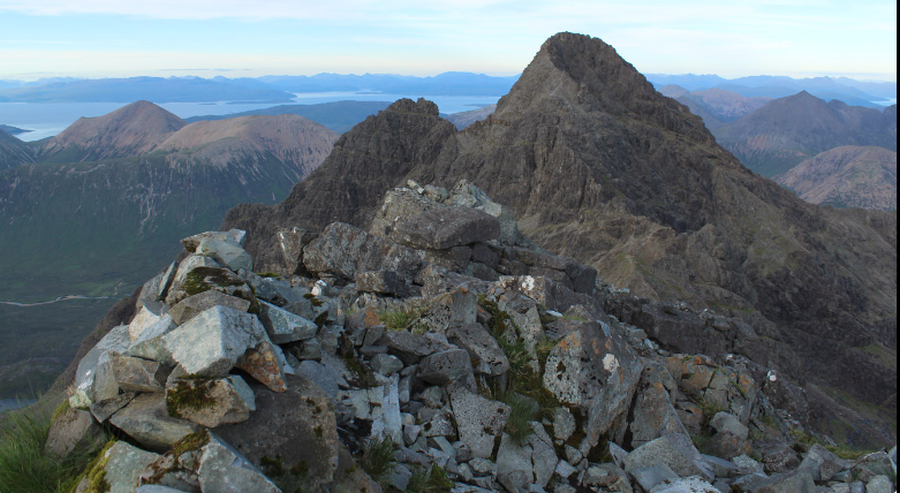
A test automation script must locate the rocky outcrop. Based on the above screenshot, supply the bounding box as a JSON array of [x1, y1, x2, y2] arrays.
[[52, 182, 896, 492], [222, 33, 896, 447]]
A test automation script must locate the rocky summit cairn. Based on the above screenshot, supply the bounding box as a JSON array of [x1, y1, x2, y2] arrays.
[[51, 181, 895, 493]]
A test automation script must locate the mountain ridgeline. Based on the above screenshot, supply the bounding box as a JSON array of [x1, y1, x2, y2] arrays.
[[224, 33, 897, 442]]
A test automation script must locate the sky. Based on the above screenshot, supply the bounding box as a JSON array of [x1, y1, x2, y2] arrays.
[[0, 0, 896, 82]]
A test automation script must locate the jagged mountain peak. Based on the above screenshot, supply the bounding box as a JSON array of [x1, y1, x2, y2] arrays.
[[39, 100, 187, 162], [493, 33, 712, 144]]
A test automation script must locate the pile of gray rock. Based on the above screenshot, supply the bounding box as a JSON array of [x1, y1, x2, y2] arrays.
[[48, 180, 897, 493]]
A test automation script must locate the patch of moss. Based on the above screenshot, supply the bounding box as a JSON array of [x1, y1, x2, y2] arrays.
[[257, 271, 280, 278], [166, 378, 217, 419], [169, 430, 210, 457], [51, 399, 71, 423], [69, 439, 116, 493]]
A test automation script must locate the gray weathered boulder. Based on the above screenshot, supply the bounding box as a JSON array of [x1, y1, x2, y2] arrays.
[[623, 433, 714, 481], [197, 432, 280, 493], [213, 374, 340, 493], [181, 229, 247, 252], [108, 393, 198, 452], [163, 305, 266, 377], [196, 237, 253, 272], [628, 361, 689, 448], [257, 300, 318, 344], [76, 441, 161, 493], [448, 385, 510, 459], [710, 411, 750, 441], [124, 314, 177, 366], [747, 467, 816, 493], [542, 320, 643, 449], [166, 375, 256, 428], [417, 349, 476, 388], [447, 323, 509, 376], [169, 290, 251, 325], [111, 354, 168, 393], [392, 206, 500, 250], [495, 432, 533, 492], [70, 324, 132, 409], [303, 222, 424, 282], [44, 408, 105, 458]]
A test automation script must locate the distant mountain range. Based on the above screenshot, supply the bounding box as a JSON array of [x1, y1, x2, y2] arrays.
[[657, 86, 770, 129], [1, 72, 893, 108], [710, 91, 897, 177], [774, 145, 897, 211], [185, 100, 393, 134], [0, 101, 339, 396], [646, 73, 896, 108]]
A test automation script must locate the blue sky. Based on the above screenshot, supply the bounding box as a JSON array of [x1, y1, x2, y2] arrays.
[[0, 0, 895, 81]]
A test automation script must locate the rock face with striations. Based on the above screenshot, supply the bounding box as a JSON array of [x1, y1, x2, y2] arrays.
[[223, 33, 896, 446]]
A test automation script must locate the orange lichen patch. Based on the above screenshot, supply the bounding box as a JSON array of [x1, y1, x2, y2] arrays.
[[362, 306, 382, 328], [557, 332, 580, 351], [236, 340, 287, 392]]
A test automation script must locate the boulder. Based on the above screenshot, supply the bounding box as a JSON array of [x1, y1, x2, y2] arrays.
[[213, 374, 340, 493], [257, 300, 318, 344], [393, 205, 500, 250], [169, 290, 251, 325], [628, 361, 689, 448], [542, 320, 643, 449], [197, 433, 280, 493], [495, 433, 533, 492], [630, 463, 680, 492], [416, 287, 478, 334], [416, 349, 476, 388], [166, 375, 256, 428], [124, 314, 177, 366], [235, 337, 289, 392], [276, 226, 307, 271], [378, 330, 452, 364], [448, 385, 511, 459], [181, 229, 246, 252], [302, 222, 424, 282], [649, 476, 719, 493], [356, 270, 409, 297], [164, 255, 221, 305], [111, 355, 168, 393], [76, 441, 161, 493], [529, 422, 558, 488], [129, 304, 167, 342], [747, 467, 816, 493], [623, 433, 714, 481], [108, 393, 198, 452], [70, 324, 132, 409], [196, 237, 253, 272], [44, 408, 105, 458], [162, 305, 266, 377], [447, 323, 509, 376], [710, 411, 749, 441]]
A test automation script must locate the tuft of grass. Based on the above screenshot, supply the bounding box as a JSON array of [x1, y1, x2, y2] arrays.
[[379, 308, 415, 331], [497, 391, 540, 445], [406, 464, 453, 493], [360, 438, 396, 485], [0, 407, 100, 493]]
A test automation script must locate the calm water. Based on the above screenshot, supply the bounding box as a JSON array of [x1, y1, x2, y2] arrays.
[[0, 92, 500, 141]]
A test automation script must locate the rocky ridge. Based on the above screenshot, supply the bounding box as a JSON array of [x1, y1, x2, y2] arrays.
[[50, 181, 897, 493], [223, 33, 897, 445]]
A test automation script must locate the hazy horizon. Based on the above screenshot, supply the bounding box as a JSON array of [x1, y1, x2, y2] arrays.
[[0, 1, 895, 82]]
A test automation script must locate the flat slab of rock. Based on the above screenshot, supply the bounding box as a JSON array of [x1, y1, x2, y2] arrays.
[[448, 385, 511, 459], [163, 305, 266, 377], [124, 314, 177, 366], [181, 229, 246, 252], [197, 237, 253, 272], [257, 300, 317, 343], [169, 290, 251, 325], [109, 393, 198, 452], [623, 433, 714, 481], [393, 206, 500, 250], [87, 441, 161, 493], [197, 432, 280, 493]]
